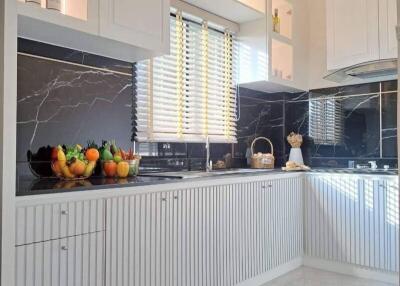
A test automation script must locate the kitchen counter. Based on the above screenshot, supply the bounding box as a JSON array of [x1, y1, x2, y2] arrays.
[[16, 167, 397, 197]]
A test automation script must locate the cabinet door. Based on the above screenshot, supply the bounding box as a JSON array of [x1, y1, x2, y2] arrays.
[[326, 0, 380, 70], [16, 199, 105, 246], [379, 0, 398, 59], [15, 232, 104, 286], [99, 0, 169, 54], [305, 174, 399, 272]]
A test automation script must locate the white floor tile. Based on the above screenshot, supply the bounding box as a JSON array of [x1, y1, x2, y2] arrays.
[[261, 267, 397, 286]]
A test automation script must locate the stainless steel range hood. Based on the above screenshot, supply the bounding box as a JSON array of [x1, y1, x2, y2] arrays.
[[324, 59, 398, 83]]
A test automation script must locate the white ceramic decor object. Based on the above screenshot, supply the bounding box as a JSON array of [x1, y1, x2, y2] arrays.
[[289, 147, 304, 165]]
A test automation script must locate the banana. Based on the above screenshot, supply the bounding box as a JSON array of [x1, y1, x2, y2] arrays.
[[57, 146, 67, 168], [61, 165, 75, 179], [83, 161, 96, 177]]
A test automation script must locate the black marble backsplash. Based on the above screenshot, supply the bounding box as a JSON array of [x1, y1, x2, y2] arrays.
[[17, 38, 398, 182]]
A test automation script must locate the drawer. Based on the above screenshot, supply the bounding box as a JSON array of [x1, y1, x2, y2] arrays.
[[15, 231, 104, 286], [16, 199, 105, 246]]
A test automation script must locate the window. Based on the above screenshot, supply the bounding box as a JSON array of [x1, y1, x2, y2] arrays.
[[134, 12, 238, 143], [309, 97, 343, 145]]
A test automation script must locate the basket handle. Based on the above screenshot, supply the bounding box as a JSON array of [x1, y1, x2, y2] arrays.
[[251, 137, 274, 156]]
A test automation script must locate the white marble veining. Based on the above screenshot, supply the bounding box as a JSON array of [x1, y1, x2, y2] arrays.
[[262, 267, 397, 286]]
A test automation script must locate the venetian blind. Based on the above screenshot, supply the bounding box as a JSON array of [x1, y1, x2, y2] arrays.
[[134, 12, 238, 143], [309, 97, 343, 145]]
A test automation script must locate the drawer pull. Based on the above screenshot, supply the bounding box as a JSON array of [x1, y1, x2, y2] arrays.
[[61, 246, 68, 251], [174, 196, 178, 200], [61, 210, 69, 215], [161, 198, 167, 202]]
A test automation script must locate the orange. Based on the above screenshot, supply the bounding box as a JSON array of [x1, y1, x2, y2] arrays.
[[70, 159, 86, 176], [86, 148, 100, 161], [117, 161, 129, 178]]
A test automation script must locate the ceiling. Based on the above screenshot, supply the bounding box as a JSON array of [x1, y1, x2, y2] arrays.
[[182, 0, 265, 23]]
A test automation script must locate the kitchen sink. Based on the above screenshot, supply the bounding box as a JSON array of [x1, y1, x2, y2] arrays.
[[140, 168, 273, 179]]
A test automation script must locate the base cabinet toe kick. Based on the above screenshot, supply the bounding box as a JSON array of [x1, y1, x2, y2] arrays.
[[15, 173, 399, 286]]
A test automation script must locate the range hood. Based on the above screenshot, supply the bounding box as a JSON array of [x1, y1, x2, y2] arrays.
[[324, 59, 397, 83]]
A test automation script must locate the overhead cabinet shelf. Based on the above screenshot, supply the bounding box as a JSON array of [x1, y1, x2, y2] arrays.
[[17, 0, 170, 62], [238, 0, 307, 92]]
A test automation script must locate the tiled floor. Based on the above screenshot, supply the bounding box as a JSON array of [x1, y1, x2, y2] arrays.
[[262, 267, 397, 286]]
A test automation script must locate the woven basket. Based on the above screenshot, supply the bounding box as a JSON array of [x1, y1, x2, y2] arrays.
[[250, 137, 275, 169]]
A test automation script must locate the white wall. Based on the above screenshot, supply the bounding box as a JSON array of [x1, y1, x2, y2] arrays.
[[0, 0, 17, 285]]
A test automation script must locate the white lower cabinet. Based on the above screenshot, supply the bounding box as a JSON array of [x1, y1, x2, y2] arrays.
[[105, 175, 304, 286], [16, 198, 105, 246], [15, 231, 104, 286], [305, 174, 399, 273]]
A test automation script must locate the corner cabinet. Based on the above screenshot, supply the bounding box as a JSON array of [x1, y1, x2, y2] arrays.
[[304, 174, 399, 273], [326, 0, 397, 70], [99, 0, 169, 53], [105, 176, 304, 286]]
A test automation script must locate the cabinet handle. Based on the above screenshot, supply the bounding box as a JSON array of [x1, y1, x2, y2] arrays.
[[161, 198, 167, 202], [262, 184, 272, 189], [61, 246, 68, 251], [61, 210, 69, 215], [174, 196, 178, 200]]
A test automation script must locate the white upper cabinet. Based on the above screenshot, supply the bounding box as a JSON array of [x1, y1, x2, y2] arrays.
[[326, 0, 398, 70], [17, 0, 170, 62], [326, 0, 380, 70], [238, 0, 309, 92], [99, 0, 169, 54], [379, 0, 398, 59]]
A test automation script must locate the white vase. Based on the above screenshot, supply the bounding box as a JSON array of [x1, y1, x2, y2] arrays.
[[289, 147, 304, 165]]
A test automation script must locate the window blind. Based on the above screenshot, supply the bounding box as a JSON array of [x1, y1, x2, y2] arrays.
[[134, 12, 238, 143], [309, 97, 343, 145]]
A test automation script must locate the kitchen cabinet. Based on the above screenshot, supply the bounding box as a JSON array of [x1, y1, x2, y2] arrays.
[[105, 176, 303, 286], [379, 0, 398, 59], [238, 0, 309, 92], [326, 0, 397, 70], [99, 0, 169, 54], [15, 198, 105, 246], [17, 0, 169, 62], [15, 232, 104, 286], [326, 0, 380, 70], [304, 174, 399, 273]]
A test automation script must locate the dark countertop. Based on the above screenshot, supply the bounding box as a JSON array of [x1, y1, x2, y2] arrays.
[[309, 168, 398, 175], [16, 175, 181, 196], [16, 167, 398, 196]]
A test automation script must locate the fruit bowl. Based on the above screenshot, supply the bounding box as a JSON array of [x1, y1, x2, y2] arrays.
[[51, 160, 97, 180], [51, 145, 99, 181], [99, 141, 141, 178]]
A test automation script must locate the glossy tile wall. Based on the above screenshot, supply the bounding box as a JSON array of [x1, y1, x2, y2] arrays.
[[237, 80, 397, 168], [17, 38, 398, 178], [17, 38, 135, 178]]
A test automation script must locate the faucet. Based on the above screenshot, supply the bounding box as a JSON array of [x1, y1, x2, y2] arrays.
[[368, 161, 377, 170], [205, 135, 211, 172]]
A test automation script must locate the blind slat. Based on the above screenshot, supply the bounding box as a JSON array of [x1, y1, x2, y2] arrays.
[[134, 13, 238, 143]]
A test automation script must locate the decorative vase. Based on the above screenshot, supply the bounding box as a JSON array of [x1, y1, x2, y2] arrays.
[[289, 147, 304, 165]]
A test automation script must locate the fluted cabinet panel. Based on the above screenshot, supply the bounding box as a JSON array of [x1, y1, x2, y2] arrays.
[[105, 176, 303, 286], [16, 198, 105, 246], [15, 231, 104, 286], [304, 174, 399, 273]]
